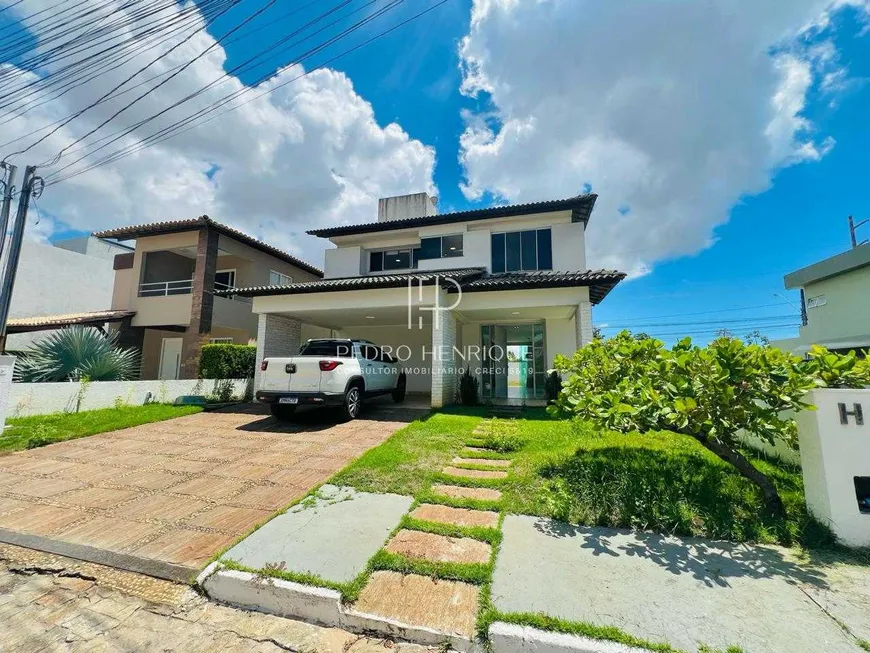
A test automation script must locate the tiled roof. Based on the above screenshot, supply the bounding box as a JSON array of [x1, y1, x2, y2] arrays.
[[93, 216, 323, 278], [307, 195, 598, 238], [6, 310, 135, 333], [216, 268, 487, 297], [220, 268, 625, 304], [452, 270, 626, 303]]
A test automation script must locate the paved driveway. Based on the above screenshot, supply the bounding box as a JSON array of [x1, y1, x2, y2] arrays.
[[0, 401, 422, 581]]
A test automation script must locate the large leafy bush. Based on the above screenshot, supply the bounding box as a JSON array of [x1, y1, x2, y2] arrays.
[[551, 332, 870, 512], [15, 325, 140, 382], [198, 344, 256, 379]]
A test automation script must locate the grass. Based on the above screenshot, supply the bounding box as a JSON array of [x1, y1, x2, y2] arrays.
[[334, 406, 834, 548], [0, 404, 203, 453]]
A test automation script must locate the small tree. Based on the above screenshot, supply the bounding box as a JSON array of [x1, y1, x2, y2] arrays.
[[551, 332, 870, 513], [15, 325, 140, 383]]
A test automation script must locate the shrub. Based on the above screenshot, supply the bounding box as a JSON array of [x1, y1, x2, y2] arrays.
[[544, 370, 562, 403], [458, 369, 479, 405], [199, 344, 256, 379], [207, 379, 237, 403], [551, 332, 870, 513], [15, 325, 140, 383]]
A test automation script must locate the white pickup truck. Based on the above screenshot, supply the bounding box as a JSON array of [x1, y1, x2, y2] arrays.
[[255, 338, 407, 421]]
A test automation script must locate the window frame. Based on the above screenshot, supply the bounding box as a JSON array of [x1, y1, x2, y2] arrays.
[[418, 234, 464, 261], [368, 246, 420, 273], [491, 228, 553, 272], [269, 270, 293, 286], [214, 269, 236, 291]]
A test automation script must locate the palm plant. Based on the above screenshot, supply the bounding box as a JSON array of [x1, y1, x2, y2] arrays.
[[15, 325, 140, 383]]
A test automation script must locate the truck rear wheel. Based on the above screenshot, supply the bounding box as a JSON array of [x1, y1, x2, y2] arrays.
[[341, 384, 362, 421], [270, 404, 297, 421]]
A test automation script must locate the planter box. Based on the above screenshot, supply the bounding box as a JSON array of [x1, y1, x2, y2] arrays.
[[797, 388, 870, 547]]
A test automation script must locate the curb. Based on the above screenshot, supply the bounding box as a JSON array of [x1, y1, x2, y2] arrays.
[[488, 623, 652, 653], [199, 564, 478, 651]]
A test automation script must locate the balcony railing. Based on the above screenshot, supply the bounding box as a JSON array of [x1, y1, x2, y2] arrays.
[[138, 279, 193, 297]]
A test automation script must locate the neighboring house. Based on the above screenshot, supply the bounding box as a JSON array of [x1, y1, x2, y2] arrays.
[[3, 237, 133, 351], [773, 244, 870, 355], [93, 216, 323, 380], [222, 192, 625, 408]]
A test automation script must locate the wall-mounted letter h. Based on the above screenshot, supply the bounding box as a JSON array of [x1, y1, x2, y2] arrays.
[[839, 402, 864, 426]]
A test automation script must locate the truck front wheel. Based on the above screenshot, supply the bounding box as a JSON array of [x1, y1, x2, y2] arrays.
[[341, 385, 362, 421], [270, 404, 297, 421]]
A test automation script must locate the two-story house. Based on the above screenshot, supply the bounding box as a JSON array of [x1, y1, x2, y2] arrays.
[[222, 193, 625, 407], [93, 216, 323, 380]]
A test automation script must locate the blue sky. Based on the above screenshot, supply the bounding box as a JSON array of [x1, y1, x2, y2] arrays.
[[214, 0, 870, 343], [4, 0, 869, 345]]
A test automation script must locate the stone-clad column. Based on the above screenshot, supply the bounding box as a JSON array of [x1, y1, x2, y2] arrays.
[[180, 226, 218, 379], [431, 309, 457, 408], [254, 314, 302, 390], [575, 301, 593, 348]]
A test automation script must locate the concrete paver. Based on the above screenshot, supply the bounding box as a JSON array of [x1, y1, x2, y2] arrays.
[[0, 404, 418, 579], [353, 570, 479, 637], [385, 529, 492, 564], [410, 504, 500, 528], [452, 457, 512, 467], [223, 485, 412, 583], [0, 543, 430, 653], [431, 484, 502, 501], [492, 515, 870, 653], [442, 466, 507, 480]]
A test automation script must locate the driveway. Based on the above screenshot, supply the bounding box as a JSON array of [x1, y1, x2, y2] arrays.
[[0, 401, 423, 581]]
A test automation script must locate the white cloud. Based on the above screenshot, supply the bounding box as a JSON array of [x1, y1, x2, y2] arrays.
[[0, 0, 436, 265], [457, 0, 869, 276]]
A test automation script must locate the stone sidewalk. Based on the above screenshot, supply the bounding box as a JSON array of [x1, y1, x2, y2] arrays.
[[0, 543, 433, 653]]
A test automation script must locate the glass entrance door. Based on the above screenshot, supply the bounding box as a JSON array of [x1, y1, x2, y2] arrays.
[[481, 323, 545, 400]]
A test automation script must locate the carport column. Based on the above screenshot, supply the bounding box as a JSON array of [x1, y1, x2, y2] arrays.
[[431, 309, 457, 408], [255, 313, 302, 390], [575, 301, 593, 348]]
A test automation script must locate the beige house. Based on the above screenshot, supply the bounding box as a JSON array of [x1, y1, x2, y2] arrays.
[[94, 216, 322, 380], [222, 193, 625, 408]]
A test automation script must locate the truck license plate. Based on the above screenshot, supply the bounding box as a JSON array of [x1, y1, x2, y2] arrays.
[[279, 397, 298, 404]]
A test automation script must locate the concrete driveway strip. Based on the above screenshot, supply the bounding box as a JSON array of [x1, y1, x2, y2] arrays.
[[222, 485, 413, 583], [492, 515, 870, 653]]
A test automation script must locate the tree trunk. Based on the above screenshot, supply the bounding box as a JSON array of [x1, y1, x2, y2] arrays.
[[695, 436, 785, 514]]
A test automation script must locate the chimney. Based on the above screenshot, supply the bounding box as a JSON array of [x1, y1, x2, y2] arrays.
[[377, 193, 438, 223]]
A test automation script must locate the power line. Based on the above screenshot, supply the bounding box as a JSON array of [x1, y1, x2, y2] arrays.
[[600, 314, 801, 329], [599, 301, 797, 323], [47, 0, 450, 186]]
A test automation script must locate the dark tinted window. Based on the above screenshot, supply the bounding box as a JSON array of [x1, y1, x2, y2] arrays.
[[384, 250, 411, 270], [505, 232, 522, 271], [491, 233, 505, 273], [419, 238, 441, 260], [369, 251, 383, 272], [298, 341, 354, 357], [537, 229, 552, 270], [442, 234, 463, 257], [359, 344, 381, 361], [521, 231, 537, 270], [412, 248, 420, 268]]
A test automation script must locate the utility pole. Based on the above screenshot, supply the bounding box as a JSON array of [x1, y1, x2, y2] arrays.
[[848, 215, 868, 249], [0, 162, 17, 266], [0, 165, 44, 343]]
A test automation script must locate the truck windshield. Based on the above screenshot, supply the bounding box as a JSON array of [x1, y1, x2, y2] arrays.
[[298, 341, 354, 357]]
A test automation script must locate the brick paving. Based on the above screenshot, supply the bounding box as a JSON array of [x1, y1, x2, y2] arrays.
[[0, 404, 419, 578], [0, 543, 432, 653]]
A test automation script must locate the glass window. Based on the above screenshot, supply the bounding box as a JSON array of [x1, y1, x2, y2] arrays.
[[442, 234, 463, 257], [269, 270, 292, 285], [359, 344, 381, 361], [505, 232, 522, 271], [537, 229, 553, 270], [521, 231, 537, 271], [491, 233, 505, 273], [384, 249, 411, 270], [419, 237, 441, 260], [369, 251, 384, 272], [299, 340, 354, 357], [215, 270, 235, 291], [412, 248, 420, 268]]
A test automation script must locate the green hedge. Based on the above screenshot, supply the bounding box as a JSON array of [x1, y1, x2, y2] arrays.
[[199, 344, 256, 379]]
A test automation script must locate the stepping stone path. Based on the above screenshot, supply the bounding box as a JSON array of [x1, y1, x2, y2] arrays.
[[351, 417, 519, 644]]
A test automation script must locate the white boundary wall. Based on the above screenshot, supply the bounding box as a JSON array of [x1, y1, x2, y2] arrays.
[[8, 378, 248, 418]]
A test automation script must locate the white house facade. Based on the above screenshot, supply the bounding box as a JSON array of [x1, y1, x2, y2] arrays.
[[222, 193, 625, 408]]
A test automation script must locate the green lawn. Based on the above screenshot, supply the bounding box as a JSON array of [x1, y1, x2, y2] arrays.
[[333, 407, 832, 548], [0, 404, 203, 453]]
